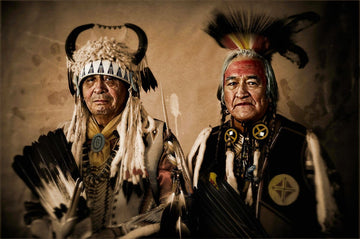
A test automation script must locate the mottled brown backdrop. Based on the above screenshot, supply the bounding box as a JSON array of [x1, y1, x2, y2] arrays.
[[1, 1, 358, 238]]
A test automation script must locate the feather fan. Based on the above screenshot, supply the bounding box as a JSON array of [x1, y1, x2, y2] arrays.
[[13, 129, 84, 238]]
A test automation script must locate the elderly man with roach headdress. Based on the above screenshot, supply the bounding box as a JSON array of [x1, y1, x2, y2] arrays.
[[187, 10, 343, 238], [12, 23, 191, 238]]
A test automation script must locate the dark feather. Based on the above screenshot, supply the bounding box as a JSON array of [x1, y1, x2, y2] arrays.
[[284, 11, 320, 33], [141, 67, 158, 92], [279, 44, 309, 69], [40, 129, 79, 180], [122, 180, 134, 203], [23, 201, 48, 225], [13, 154, 40, 197], [133, 183, 144, 198]]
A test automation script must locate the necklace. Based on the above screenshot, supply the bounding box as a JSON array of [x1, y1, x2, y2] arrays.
[[81, 138, 119, 232], [230, 113, 276, 195], [82, 138, 119, 186]]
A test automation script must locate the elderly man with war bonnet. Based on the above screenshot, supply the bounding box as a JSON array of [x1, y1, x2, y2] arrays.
[[13, 23, 191, 238]]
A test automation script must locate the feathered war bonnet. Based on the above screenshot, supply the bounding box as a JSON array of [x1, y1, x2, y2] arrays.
[[204, 9, 320, 111], [64, 24, 159, 187]]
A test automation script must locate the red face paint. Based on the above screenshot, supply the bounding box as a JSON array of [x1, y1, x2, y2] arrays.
[[224, 58, 266, 84]]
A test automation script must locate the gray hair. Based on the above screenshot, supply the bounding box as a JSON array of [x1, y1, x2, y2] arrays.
[[217, 49, 278, 111]]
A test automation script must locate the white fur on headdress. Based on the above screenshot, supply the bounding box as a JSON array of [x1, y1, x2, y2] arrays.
[[70, 37, 134, 76]]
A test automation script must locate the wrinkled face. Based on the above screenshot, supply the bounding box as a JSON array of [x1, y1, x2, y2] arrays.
[[82, 75, 128, 121], [223, 56, 269, 124]]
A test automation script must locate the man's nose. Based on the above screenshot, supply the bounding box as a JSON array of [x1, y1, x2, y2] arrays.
[[94, 78, 107, 93], [235, 82, 249, 98]]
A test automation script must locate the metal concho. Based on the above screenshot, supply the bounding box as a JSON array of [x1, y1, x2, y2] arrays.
[[252, 123, 269, 140], [224, 128, 238, 143]]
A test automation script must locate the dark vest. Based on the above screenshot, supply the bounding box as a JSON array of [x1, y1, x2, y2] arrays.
[[198, 114, 321, 237]]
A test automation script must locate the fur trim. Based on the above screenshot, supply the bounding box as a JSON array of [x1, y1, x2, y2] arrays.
[[187, 127, 212, 188], [306, 131, 338, 231]]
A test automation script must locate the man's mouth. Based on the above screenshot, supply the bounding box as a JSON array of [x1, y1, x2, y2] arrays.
[[93, 99, 109, 104], [233, 102, 253, 109]]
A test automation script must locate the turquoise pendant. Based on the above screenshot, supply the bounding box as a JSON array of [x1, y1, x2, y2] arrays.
[[91, 133, 105, 152]]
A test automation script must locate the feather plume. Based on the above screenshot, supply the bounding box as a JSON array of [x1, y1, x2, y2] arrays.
[[205, 9, 320, 68], [205, 10, 274, 52]]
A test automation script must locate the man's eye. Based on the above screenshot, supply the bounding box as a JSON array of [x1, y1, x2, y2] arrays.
[[247, 80, 258, 86], [105, 77, 118, 87], [227, 81, 238, 87], [85, 78, 95, 83]]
